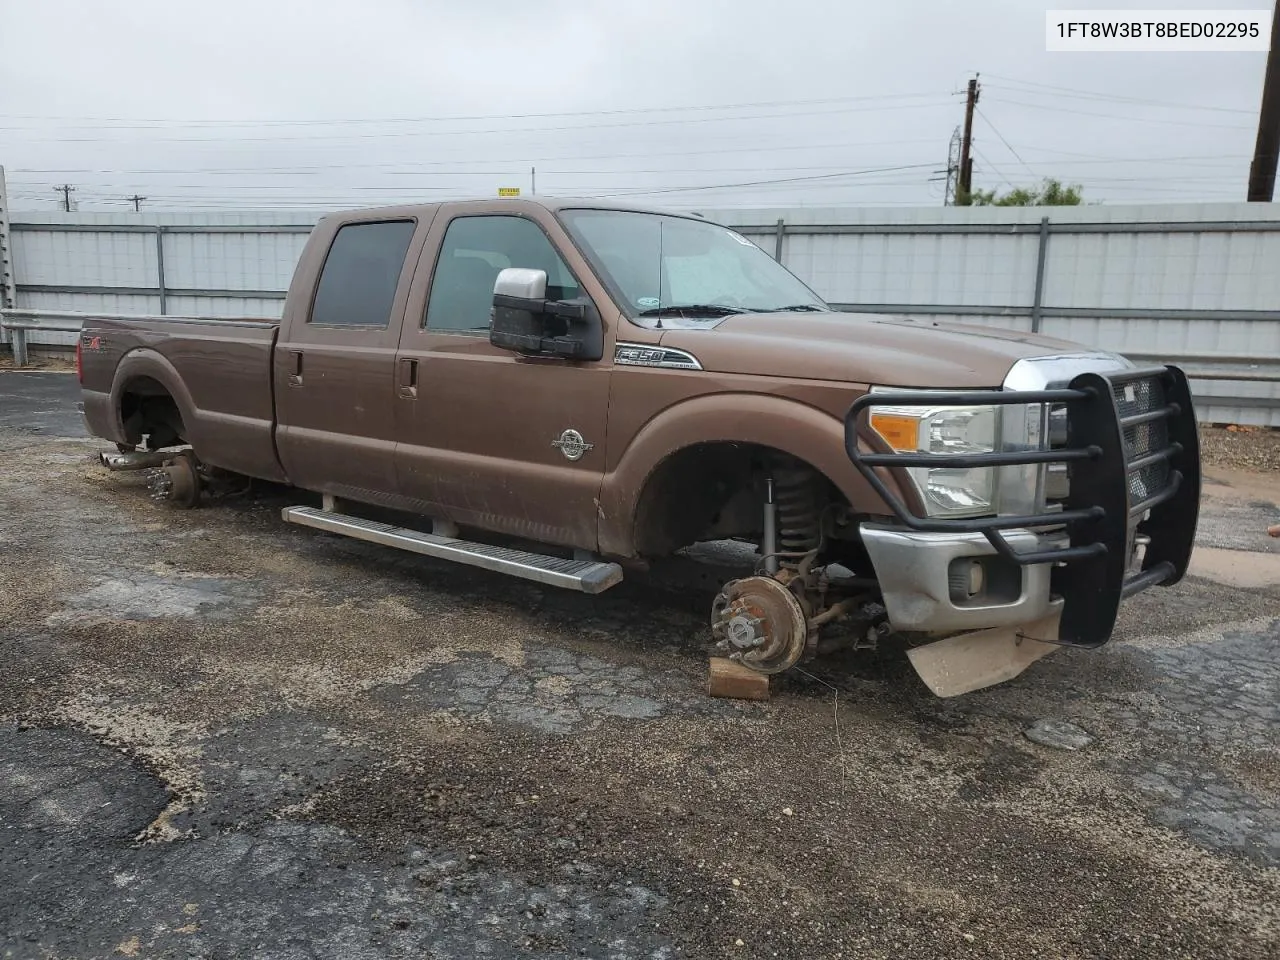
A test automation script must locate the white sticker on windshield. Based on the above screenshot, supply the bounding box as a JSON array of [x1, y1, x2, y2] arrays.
[[727, 231, 755, 246], [637, 297, 661, 308]]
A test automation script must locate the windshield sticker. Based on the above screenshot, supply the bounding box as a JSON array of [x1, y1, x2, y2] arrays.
[[637, 297, 661, 308], [727, 231, 755, 246]]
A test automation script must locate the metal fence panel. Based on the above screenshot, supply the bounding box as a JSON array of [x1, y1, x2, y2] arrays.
[[14, 290, 162, 345], [8, 203, 1279, 425], [14, 228, 156, 288], [161, 231, 309, 292], [1042, 229, 1280, 312], [163, 295, 287, 318]]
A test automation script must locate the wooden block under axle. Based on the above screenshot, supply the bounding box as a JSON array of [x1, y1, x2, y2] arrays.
[[707, 657, 772, 701]]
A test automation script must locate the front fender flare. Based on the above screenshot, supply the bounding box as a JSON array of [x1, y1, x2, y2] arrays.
[[597, 392, 906, 558]]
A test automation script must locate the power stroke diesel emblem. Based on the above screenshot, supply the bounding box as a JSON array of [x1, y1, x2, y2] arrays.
[[551, 429, 593, 461]]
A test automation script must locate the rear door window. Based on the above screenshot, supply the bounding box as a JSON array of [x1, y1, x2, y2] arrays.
[[425, 216, 579, 333], [310, 220, 416, 327]]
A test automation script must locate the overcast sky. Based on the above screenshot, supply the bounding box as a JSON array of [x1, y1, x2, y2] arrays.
[[0, 0, 1271, 212]]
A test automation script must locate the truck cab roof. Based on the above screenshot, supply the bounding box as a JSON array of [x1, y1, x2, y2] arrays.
[[320, 196, 708, 224]]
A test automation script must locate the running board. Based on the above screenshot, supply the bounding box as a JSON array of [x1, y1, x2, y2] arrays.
[[281, 506, 623, 594]]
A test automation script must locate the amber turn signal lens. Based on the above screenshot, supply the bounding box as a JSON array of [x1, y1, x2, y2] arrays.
[[868, 412, 920, 451]]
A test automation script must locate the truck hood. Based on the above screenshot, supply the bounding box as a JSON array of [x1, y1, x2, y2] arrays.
[[657, 312, 1090, 388]]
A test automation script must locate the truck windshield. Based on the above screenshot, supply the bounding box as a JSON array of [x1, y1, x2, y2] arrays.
[[558, 209, 828, 326]]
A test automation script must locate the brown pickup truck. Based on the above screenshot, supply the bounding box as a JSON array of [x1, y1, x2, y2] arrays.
[[78, 198, 1201, 696]]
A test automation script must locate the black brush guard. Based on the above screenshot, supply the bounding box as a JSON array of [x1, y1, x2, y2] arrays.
[[843, 366, 1201, 648]]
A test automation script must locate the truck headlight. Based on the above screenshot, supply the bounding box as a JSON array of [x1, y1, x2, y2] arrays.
[[868, 394, 1001, 518]]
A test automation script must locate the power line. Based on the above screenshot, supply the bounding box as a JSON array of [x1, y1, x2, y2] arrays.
[[984, 73, 1255, 115], [1001, 152, 1242, 166], [11, 170, 939, 203], [5, 138, 949, 175], [974, 106, 1036, 179], [13, 149, 1242, 181], [5, 164, 955, 191], [589, 164, 939, 198], [6, 100, 958, 145], [0, 90, 952, 127], [986, 96, 1254, 131], [39, 180, 937, 207], [973, 170, 1242, 183], [971, 146, 1015, 190]]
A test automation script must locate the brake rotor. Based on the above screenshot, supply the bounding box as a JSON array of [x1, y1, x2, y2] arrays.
[[711, 575, 808, 674]]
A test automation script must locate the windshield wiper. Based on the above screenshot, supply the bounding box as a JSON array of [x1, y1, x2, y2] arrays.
[[636, 304, 745, 318], [752, 304, 829, 313]]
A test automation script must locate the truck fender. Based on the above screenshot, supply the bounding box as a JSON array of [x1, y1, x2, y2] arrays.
[[109, 349, 202, 449], [597, 392, 905, 559]]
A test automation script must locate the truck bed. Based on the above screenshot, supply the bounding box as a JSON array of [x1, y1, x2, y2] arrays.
[[79, 313, 286, 482]]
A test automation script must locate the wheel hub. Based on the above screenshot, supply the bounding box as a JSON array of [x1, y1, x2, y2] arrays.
[[711, 575, 808, 674], [146, 452, 201, 508]]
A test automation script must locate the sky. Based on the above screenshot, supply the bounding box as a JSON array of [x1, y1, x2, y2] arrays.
[[0, 0, 1272, 213]]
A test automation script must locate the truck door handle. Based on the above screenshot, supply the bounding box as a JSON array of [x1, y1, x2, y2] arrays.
[[398, 357, 418, 399], [288, 351, 303, 387]]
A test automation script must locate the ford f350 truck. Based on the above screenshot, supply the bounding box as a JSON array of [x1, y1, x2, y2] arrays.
[[76, 198, 1201, 696]]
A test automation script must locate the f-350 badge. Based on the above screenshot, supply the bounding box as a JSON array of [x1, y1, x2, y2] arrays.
[[552, 429, 593, 461]]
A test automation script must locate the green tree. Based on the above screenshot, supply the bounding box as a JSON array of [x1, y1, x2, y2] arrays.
[[964, 178, 1084, 206]]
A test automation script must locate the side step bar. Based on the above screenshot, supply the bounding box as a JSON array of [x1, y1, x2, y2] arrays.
[[281, 506, 623, 594]]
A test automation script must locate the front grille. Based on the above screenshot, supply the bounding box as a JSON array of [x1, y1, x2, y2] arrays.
[[1044, 403, 1070, 504], [1113, 375, 1171, 503], [1046, 376, 1171, 511]]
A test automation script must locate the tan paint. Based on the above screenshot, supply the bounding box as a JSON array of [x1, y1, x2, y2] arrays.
[[906, 609, 1063, 698], [78, 197, 1095, 558], [392, 203, 617, 548], [660, 313, 1083, 389], [274, 207, 436, 501]]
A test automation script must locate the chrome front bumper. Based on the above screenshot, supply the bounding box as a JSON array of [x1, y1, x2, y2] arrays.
[[860, 524, 1055, 634]]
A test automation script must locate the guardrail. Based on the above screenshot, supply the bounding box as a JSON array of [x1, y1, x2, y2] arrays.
[[3, 308, 1278, 415], [0, 310, 92, 367]]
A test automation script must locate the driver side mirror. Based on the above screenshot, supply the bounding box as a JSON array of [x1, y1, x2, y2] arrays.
[[489, 267, 602, 361]]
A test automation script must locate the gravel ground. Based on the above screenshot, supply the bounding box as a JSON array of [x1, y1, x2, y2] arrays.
[[1200, 425, 1280, 474], [1, 372, 1278, 960], [0, 354, 76, 372]]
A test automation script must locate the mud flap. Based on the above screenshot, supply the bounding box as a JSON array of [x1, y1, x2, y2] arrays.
[[906, 607, 1063, 698]]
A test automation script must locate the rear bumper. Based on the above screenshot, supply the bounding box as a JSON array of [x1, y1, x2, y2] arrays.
[[845, 364, 1201, 647]]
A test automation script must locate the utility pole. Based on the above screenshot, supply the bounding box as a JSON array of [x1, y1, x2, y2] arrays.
[[530, 166, 536, 196], [957, 75, 980, 205], [1246, 0, 1280, 201], [126, 194, 147, 212], [54, 184, 75, 212]]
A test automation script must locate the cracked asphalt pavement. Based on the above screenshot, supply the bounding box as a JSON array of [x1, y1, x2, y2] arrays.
[[1, 371, 1277, 959]]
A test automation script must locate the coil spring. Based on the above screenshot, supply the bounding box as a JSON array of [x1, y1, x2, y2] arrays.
[[773, 460, 823, 569]]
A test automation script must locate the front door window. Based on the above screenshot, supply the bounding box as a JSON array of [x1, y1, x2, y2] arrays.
[[424, 216, 580, 334]]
